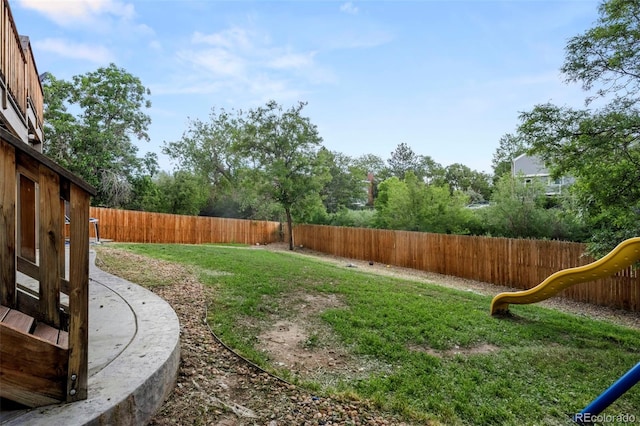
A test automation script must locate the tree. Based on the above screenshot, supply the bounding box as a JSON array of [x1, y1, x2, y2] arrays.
[[562, 0, 640, 103], [374, 176, 412, 230], [418, 155, 446, 185], [387, 142, 420, 179], [481, 174, 551, 239], [238, 101, 329, 250], [374, 172, 473, 234], [163, 108, 242, 188], [421, 184, 472, 234], [518, 0, 640, 254], [41, 73, 77, 164], [352, 154, 386, 178], [318, 149, 367, 213], [42, 64, 155, 207], [478, 173, 586, 241], [519, 101, 640, 248], [155, 171, 209, 216], [163, 108, 255, 218], [124, 152, 162, 211], [491, 133, 528, 180], [351, 154, 386, 206], [385, 143, 447, 186], [444, 163, 492, 202]]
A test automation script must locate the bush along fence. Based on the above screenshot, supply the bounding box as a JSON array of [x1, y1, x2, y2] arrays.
[[293, 225, 640, 312], [88, 207, 282, 245]]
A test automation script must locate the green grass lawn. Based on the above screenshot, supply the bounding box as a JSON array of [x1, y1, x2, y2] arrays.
[[99, 243, 640, 425]]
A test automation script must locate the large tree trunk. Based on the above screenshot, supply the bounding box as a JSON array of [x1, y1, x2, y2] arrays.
[[285, 208, 294, 250]]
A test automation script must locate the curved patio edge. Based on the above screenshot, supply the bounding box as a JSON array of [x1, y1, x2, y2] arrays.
[[2, 250, 180, 426]]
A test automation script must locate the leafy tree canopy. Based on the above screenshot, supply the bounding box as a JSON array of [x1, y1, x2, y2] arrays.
[[387, 142, 420, 179], [163, 108, 243, 188], [385, 142, 445, 183], [352, 153, 386, 179], [491, 133, 528, 180], [518, 0, 640, 255], [238, 100, 330, 249], [42, 64, 155, 207], [562, 0, 640, 102], [374, 172, 473, 234], [318, 149, 368, 213], [444, 163, 492, 202]]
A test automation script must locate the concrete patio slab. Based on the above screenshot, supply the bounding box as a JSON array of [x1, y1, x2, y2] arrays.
[[1, 250, 180, 425]]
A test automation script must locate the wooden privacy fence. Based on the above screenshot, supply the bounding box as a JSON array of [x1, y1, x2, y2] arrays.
[[293, 224, 640, 312], [89, 207, 282, 245], [84, 210, 639, 312]]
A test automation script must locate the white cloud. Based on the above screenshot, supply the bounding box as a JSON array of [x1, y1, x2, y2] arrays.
[[18, 0, 135, 26], [192, 28, 253, 51], [247, 75, 308, 104], [134, 23, 155, 37], [178, 48, 246, 77], [34, 38, 114, 63], [171, 25, 327, 102], [267, 52, 316, 70], [185, 27, 318, 73], [340, 2, 359, 15], [149, 40, 163, 52]]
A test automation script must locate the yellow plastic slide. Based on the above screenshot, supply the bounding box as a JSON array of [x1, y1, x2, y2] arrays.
[[490, 237, 640, 315]]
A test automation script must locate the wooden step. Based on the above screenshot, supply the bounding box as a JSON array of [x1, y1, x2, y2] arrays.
[[0, 324, 68, 407], [33, 322, 60, 345], [58, 330, 69, 348], [3, 309, 34, 334], [0, 305, 8, 321], [0, 304, 66, 348], [0, 304, 69, 407]]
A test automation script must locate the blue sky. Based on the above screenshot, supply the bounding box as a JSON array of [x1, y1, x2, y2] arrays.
[[12, 0, 600, 174]]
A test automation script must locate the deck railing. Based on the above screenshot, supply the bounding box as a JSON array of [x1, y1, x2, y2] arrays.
[[1, 0, 44, 145], [0, 127, 96, 405]]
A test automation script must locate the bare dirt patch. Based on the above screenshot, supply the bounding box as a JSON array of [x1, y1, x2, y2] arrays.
[[255, 291, 390, 386], [258, 292, 348, 373]]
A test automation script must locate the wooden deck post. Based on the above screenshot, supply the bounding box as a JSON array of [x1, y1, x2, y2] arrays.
[[0, 139, 17, 308], [66, 183, 89, 401]]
